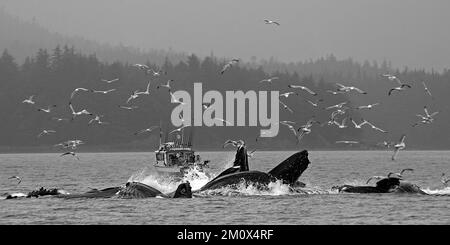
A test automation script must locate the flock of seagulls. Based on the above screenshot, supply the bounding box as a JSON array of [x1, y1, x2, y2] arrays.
[[254, 69, 441, 164], [9, 19, 448, 189], [18, 63, 184, 164]]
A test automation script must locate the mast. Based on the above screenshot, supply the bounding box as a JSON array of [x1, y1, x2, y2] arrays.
[[159, 120, 162, 146], [188, 126, 194, 147]]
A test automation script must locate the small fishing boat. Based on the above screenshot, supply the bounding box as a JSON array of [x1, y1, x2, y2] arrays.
[[154, 127, 209, 175]]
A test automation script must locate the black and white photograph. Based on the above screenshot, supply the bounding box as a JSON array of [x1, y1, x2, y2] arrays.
[[0, 0, 449, 231]]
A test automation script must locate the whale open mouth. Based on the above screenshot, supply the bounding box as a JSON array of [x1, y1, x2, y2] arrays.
[[268, 150, 310, 185]]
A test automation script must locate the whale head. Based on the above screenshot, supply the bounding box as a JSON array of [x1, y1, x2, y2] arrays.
[[268, 150, 310, 185], [173, 182, 192, 198], [375, 177, 401, 192]]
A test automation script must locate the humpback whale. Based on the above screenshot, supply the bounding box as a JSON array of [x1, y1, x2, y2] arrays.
[[4, 182, 192, 199], [62, 182, 192, 199], [197, 149, 310, 192], [333, 177, 427, 194], [207, 144, 250, 182], [5, 187, 69, 199]]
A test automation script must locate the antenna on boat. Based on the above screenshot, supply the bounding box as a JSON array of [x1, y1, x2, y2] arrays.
[[159, 120, 162, 146], [188, 126, 194, 147]]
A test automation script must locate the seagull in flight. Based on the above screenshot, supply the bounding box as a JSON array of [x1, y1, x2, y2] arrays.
[[55, 140, 84, 150], [223, 139, 245, 148], [325, 102, 347, 110], [377, 141, 394, 149], [336, 140, 359, 145], [213, 118, 233, 126], [135, 126, 159, 135], [392, 135, 406, 161], [157, 79, 173, 91], [279, 121, 299, 140], [330, 108, 349, 121], [169, 125, 191, 135], [413, 106, 438, 126], [101, 78, 119, 84], [88, 115, 109, 125], [52, 117, 69, 122], [387, 168, 414, 179], [326, 90, 345, 95], [118, 105, 138, 110], [71, 88, 89, 99], [136, 81, 151, 95], [126, 90, 141, 104], [365, 121, 388, 133], [8, 176, 22, 185], [333, 117, 348, 129], [355, 103, 380, 110], [220, 59, 240, 75], [279, 92, 298, 98], [296, 118, 320, 143], [382, 74, 402, 83], [288, 85, 318, 96], [133, 64, 150, 70], [60, 151, 80, 160], [264, 19, 280, 25], [22, 95, 35, 104], [422, 82, 433, 98], [279, 101, 294, 113], [170, 92, 186, 105], [335, 83, 367, 94], [366, 176, 385, 184], [37, 105, 57, 113], [69, 102, 93, 120], [383, 74, 413, 87], [350, 118, 368, 129], [37, 129, 56, 137], [420, 106, 439, 121], [202, 102, 213, 110], [388, 84, 412, 96], [90, 89, 116, 94], [147, 69, 166, 77], [259, 77, 279, 83]]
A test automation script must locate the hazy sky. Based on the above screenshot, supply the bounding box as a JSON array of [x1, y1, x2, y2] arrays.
[[1, 0, 450, 71]]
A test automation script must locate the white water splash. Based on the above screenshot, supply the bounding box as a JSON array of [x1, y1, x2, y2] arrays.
[[197, 180, 296, 197], [181, 165, 212, 191], [126, 165, 214, 194], [422, 186, 450, 195]]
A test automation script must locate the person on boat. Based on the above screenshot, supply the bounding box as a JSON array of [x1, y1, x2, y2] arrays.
[[233, 141, 249, 171]]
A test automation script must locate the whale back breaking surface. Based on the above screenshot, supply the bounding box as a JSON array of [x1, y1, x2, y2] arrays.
[[394, 182, 427, 194], [117, 182, 164, 198], [63, 186, 121, 199], [375, 177, 401, 192], [268, 150, 310, 185], [199, 171, 274, 191]]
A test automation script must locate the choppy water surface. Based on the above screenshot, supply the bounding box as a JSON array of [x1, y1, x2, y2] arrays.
[[0, 151, 449, 224]]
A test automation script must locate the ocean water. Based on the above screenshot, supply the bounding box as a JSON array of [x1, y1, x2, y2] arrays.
[[0, 151, 449, 225]]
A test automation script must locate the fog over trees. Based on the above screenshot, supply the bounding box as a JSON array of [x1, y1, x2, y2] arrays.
[[1, 9, 450, 151]]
